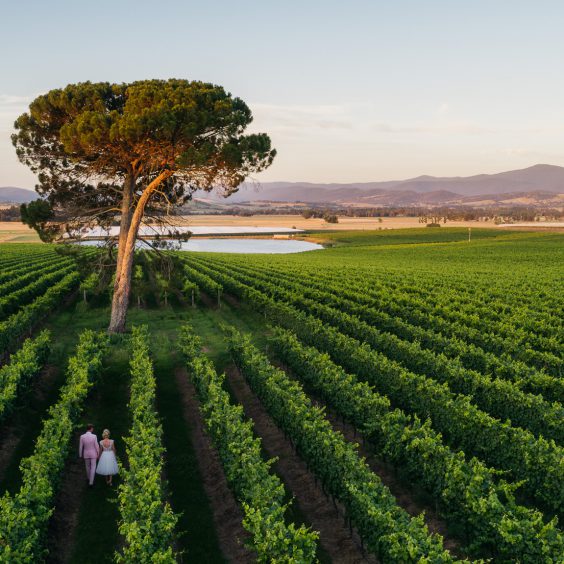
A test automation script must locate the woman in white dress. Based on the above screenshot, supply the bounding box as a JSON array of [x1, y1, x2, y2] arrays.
[[96, 429, 119, 485]]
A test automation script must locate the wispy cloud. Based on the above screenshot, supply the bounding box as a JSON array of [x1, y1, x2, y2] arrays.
[[372, 121, 493, 135], [249, 102, 354, 134], [249, 101, 496, 137]]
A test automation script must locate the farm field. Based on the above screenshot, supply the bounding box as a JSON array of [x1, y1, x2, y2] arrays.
[[175, 214, 499, 231], [0, 216, 521, 244], [0, 222, 41, 243], [0, 230, 562, 563]]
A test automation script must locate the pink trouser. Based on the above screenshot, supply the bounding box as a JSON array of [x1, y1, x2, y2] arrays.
[[84, 457, 96, 485]]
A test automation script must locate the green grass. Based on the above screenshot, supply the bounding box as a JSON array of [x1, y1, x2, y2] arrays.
[[0, 299, 262, 563], [2, 231, 563, 561], [61, 301, 269, 563], [0, 288, 274, 562], [69, 343, 131, 564], [304, 226, 523, 246], [8, 234, 42, 242], [0, 354, 68, 494]]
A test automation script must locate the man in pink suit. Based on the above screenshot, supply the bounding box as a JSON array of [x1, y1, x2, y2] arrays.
[[79, 423, 99, 486]]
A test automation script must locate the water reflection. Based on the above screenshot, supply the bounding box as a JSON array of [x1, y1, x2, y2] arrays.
[[77, 237, 323, 254]]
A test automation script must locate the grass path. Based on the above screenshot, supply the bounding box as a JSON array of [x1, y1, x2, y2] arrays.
[[40, 303, 227, 563], [5, 288, 465, 561], [62, 344, 131, 564], [0, 306, 89, 495], [0, 364, 65, 494], [74, 303, 255, 562], [149, 320, 226, 562]]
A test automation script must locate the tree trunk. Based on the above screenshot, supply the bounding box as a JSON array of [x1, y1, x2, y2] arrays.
[[109, 250, 134, 332], [108, 170, 173, 333], [115, 173, 135, 280]]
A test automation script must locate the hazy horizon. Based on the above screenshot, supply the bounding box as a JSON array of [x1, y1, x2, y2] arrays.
[[4, 162, 563, 193], [2, 1, 564, 187]]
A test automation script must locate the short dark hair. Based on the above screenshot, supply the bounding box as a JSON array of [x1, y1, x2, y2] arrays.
[[86, 423, 94, 431]]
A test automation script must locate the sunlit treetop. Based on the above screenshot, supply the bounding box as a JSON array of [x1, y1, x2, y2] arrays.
[[13, 79, 276, 215]]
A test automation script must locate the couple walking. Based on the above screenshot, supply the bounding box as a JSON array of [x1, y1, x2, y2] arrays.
[[79, 424, 119, 486]]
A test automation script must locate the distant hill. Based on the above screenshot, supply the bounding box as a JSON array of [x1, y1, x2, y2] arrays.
[[4, 164, 564, 210], [199, 164, 564, 207], [0, 187, 36, 204]]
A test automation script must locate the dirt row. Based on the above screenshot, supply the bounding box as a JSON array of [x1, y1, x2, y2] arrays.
[[0, 365, 62, 490], [305, 385, 463, 556], [266, 357, 464, 556], [46, 429, 94, 562], [195, 293, 462, 561], [173, 367, 254, 563], [224, 364, 376, 563]]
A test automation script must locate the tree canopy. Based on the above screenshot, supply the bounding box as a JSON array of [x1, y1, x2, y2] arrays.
[[13, 79, 276, 331], [13, 79, 275, 236]]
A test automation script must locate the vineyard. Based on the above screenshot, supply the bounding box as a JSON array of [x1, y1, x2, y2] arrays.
[[0, 229, 562, 563]]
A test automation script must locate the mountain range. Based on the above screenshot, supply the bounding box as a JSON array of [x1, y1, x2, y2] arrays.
[[0, 186, 37, 204], [2, 164, 564, 209], [212, 164, 564, 207]]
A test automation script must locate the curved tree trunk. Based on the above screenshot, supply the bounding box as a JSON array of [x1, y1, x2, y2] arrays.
[[115, 172, 135, 279], [108, 170, 173, 333], [108, 258, 133, 332]]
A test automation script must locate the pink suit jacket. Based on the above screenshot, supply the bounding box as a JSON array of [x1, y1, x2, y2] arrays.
[[79, 431, 100, 459]]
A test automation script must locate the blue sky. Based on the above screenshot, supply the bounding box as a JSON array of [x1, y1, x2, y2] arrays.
[[2, 0, 564, 186]]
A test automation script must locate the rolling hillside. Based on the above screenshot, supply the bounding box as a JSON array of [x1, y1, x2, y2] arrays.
[[0, 186, 36, 204], [4, 164, 564, 209], [199, 164, 564, 207]]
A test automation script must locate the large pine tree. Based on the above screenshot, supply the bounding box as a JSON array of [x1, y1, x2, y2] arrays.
[[13, 79, 275, 332]]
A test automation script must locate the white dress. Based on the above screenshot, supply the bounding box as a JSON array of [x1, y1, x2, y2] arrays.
[[96, 439, 119, 476]]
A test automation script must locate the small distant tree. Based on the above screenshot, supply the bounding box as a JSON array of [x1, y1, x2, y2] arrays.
[[131, 265, 148, 308], [323, 213, 339, 224], [19, 200, 58, 242], [13, 79, 275, 332], [0, 206, 22, 222], [155, 272, 171, 307], [418, 214, 447, 227], [302, 209, 314, 219], [79, 272, 98, 303], [182, 280, 198, 307]]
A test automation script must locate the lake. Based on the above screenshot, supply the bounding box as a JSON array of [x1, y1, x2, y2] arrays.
[[178, 238, 322, 253], [78, 238, 323, 254]]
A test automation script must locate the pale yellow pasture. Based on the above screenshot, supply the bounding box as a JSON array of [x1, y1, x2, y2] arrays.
[[175, 215, 496, 231], [0, 222, 40, 243]]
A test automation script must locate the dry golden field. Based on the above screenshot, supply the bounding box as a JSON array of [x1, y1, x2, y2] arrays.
[[0, 222, 40, 242], [177, 215, 497, 230], [2, 215, 561, 244]]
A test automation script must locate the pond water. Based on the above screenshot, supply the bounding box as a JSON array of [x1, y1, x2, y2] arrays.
[[78, 225, 304, 236], [179, 238, 322, 253], [77, 238, 323, 254]]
